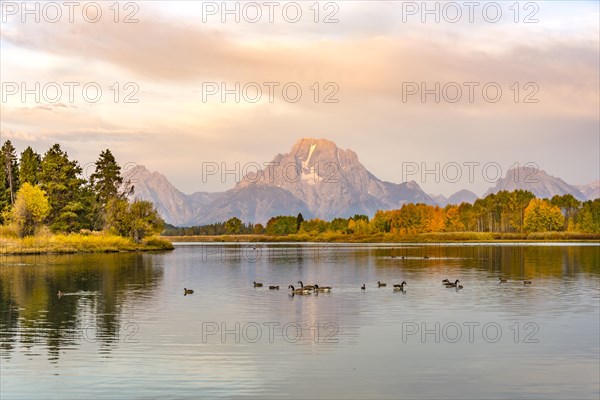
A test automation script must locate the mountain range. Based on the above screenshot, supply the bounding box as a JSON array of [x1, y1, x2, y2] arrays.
[[429, 189, 479, 207], [482, 167, 592, 201], [127, 138, 599, 226]]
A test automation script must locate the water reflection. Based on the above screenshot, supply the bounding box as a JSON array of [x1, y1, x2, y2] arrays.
[[371, 243, 600, 277], [0, 244, 598, 399], [0, 253, 163, 362]]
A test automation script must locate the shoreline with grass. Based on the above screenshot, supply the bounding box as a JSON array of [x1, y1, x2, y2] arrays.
[[163, 231, 600, 243], [3, 231, 597, 255], [0, 232, 174, 255]]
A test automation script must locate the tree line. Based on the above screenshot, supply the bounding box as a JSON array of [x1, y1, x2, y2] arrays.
[[163, 220, 261, 236], [163, 191, 599, 236], [0, 140, 163, 241]]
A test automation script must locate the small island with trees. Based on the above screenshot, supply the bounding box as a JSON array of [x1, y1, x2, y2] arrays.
[[0, 140, 172, 255]]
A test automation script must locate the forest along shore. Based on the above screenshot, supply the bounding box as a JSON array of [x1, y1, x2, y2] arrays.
[[163, 232, 600, 243]]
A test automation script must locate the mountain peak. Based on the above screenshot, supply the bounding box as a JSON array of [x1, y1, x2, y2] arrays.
[[125, 138, 599, 225], [293, 137, 339, 148], [230, 137, 434, 221], [577, 180, 600, 200], [125, 164, 172, 185], [290, 137, 345, 160], [485, 167, 586, 200]]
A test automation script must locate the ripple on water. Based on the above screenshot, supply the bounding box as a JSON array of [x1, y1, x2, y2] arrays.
[[0, 243, 598, 399]]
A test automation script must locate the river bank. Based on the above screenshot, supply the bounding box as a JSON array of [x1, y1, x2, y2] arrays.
[[163, 231, 600, 243], [0, 233, 174, 255]]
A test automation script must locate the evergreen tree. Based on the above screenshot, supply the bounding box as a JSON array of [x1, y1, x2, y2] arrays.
[[0, 151, 8, 222], [296, 212, 305, 231], [90, 149, 126, 206], [89, 149, 131, 230], [39, 144, 87, 232], [19, 146, 42, 185], [78, 183, 98, 231], [1, 140, 20, 205]]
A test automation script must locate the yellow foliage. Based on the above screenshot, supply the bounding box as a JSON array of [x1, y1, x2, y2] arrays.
[[10, 183, 51, 237], [523, 199, 565, 232], [0, 232, 173, 254]]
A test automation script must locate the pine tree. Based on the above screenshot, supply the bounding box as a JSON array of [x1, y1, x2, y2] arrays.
[[0, 151, 8, 223], [39, 144, 87, 232], [19, 146, 42, 185], [90, 149, 125, 206], [89, 149, 135, 230], [1, 140, 20, 205], [296, 212, 305, 231]]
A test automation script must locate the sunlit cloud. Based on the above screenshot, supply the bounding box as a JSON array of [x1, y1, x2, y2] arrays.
[[0, 1, 598, 195]]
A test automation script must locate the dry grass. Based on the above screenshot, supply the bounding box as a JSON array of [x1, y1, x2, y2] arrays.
[[0, 232, 174, 254]]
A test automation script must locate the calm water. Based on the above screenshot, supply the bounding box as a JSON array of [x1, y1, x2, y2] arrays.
[[1, 243, 599, 399]]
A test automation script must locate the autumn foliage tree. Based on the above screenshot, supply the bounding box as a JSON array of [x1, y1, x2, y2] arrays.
[[3, 141, 599, 240], [252, 223, 265, 234], [0, 142, 169, 244], [265, 216, 298, 235], [443, 205, 465, 232], [575, 199, 600, 233], [550, 194, 581, 231], [224, 217, 242, 234], [523, 199, 565, 232], [10, 183, 51, 237], [105, 199, 164, 243], [299, 218, 329, 234]]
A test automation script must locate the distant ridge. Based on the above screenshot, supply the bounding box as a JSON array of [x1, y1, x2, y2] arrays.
[[130, 140, 597, 226], [484, 167, 587, 201], [128, 165, 217, 226], [577, 180, 600, 200], [430, 189, 479, 207]]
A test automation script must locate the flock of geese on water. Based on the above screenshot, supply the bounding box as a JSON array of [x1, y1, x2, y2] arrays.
[[179, 277, 533, 296], [56, 276, 532, 297], [57, 276, 533, 297], [57, 254, 533, 297]]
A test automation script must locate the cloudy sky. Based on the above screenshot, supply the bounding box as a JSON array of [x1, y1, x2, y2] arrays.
[[1, 1, 598, 196]]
